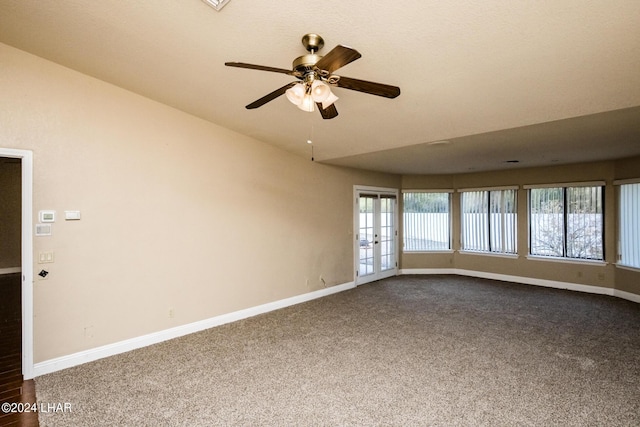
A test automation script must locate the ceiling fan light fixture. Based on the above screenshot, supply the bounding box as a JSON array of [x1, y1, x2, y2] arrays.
[[321, 92, 339, 109], [311, 80, 331, 103], [297, 94, 315, 112], [285, 83, 306, 105]]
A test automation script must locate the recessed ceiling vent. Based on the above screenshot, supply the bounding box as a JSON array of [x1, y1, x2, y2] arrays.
[[202, 0, 231, 11]]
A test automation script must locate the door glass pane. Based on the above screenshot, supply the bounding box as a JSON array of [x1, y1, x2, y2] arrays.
[[380, 196, 396, 271], [359, 196, 375, 276]]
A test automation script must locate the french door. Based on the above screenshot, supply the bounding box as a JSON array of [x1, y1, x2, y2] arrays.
[[355, 187, 399, 285]]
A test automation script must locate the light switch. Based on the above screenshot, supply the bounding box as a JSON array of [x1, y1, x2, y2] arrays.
[[35, 224, 52, 236], [65, 210, 81, 220], [38, 251, 54, 263]]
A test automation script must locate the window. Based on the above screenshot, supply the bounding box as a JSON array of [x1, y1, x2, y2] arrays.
[[529, 185, 603, 260], [618, 182, 640, 268], [402, 191, 451, 251], [460, 189, 517, 254]]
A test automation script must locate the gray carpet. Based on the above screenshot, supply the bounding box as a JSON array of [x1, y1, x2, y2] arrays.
[[35, 275, 640, 426]]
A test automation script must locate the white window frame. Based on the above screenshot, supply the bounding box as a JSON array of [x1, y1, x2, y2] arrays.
[[459, 186, 518, 255], [525, 181, 605, 262]]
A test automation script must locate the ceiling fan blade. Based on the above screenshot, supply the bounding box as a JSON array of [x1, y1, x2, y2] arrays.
[[225, 62, 293, 75], [246, 83, 296, 109], [317, 103, 338, 120], [334, 76, 401, 99], [314, 45, 361, 74]]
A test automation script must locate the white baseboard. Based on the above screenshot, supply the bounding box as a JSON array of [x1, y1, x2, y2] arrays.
[[399, 268, 457, 276], [33, 281, 355, 377], [400, 268, 640, 302], [614, 289, 640, 304], [0, 267, 21, 275]]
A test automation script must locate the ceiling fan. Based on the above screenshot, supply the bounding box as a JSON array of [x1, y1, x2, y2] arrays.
[[225, 33, 401, 119]]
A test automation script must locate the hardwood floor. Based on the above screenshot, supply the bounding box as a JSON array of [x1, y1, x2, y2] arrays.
[[0, 274, 38, 427]]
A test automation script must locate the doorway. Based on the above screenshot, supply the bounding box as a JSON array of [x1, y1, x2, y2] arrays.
[[0, 157, 22, 391], [0, 149, 33, 379], [354, 186, 399, 285]]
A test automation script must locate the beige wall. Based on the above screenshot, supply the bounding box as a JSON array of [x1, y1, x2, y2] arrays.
[[0, 158, 21, 269], [0, 43, 400, 362], [401, 160, 640, 296], [615, 155, 640, 180]]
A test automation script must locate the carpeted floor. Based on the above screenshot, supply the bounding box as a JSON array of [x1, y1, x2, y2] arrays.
[[35, 275, 640, 426]]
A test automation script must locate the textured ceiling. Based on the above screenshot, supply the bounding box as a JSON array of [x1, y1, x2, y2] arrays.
[[1, 0, 639, 174]]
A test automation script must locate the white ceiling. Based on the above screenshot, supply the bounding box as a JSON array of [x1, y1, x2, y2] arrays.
[[1, 0, 639, 174]]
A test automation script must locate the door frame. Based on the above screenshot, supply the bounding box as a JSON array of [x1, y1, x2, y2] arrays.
[[353, 185, 399, 285], [0, 148, 33, 379]]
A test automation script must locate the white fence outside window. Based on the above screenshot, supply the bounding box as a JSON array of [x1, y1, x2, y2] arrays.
[[403, 212, 450, 251], [461, 212, 517, 253], [402, 192, 451, 252], [460, 189, 517, 254]]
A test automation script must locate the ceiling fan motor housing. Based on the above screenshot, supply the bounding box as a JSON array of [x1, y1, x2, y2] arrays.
[[293, 34, 328, 78], [292, 54, 321, 74]]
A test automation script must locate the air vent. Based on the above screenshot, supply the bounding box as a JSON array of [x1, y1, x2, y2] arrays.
[[202, 0, 231, 11]]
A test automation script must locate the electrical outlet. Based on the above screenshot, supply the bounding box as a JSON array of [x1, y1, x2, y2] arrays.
[[597, 273, 605, 281], [168, 308, 175, 319]]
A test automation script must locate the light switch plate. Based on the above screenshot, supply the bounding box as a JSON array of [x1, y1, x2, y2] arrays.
[[65, 210, 81, 220], [38, 251, 54, 263], [35, 223, 52, 236]]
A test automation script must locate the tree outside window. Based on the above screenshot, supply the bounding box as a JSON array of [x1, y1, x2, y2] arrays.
[[529, 186, 603, 260]]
